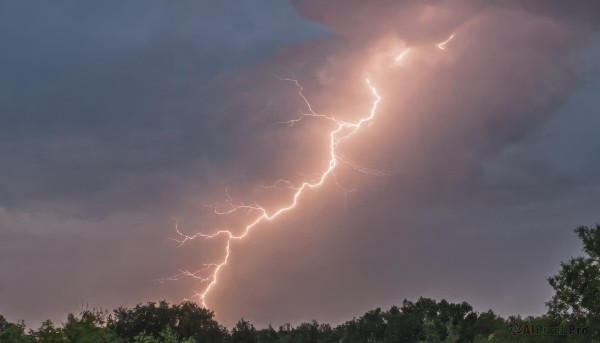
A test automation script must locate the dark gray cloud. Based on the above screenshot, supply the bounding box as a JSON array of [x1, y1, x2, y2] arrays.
[[1, 0, 600, 330], [0, 0, 326, 216], [0, 0, 326, 324]]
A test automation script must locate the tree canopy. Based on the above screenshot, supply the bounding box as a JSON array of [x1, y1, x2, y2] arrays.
[[2, 223, 598, 342], [547, 224, 600, 339]]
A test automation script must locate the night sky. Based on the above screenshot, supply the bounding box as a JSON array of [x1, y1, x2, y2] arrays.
[[1, 0, 600, 328]]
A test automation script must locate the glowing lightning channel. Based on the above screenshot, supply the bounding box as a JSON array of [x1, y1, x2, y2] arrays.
[[167, 36, 456, 308], [437, 33, 455, 50], [170, 78, 381, 307], [395, 48, 410, 62]]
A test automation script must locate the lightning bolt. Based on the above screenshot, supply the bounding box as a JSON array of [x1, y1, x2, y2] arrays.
[[165, 35, 455, 308], [395, 48, 410, 62], [437, 33, 455, 50]]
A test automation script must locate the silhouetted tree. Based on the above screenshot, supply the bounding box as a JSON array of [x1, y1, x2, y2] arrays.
[[110, 301, 226, 343], [133, 326, 194, 343], [256, 325, 278, 343], [174, 302, 227, 343], [63, 309, 122, 343], [547, 224, 600, 339], [31, 320, 67, 343], [381, 302, 423, 343], [471, 310, 505, 342], [0, 315, 31, 343], [229, 319, 256, 343]]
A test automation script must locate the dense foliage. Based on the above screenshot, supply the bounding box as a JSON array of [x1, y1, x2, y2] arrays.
[[2, 224, 598, 343], [547, 224, 600, 334]]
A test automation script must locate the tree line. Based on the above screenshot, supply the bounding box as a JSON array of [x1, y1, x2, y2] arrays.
[[2, 224, 599, 343]]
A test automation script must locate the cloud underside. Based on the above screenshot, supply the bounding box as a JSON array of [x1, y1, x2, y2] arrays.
[[1, 0, 599, 327]]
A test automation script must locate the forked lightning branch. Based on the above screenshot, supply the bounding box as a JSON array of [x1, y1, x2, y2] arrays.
[[160, 33, 456, 308]]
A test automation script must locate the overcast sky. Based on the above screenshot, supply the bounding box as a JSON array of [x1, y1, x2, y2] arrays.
[[1, 0, 599, 328]]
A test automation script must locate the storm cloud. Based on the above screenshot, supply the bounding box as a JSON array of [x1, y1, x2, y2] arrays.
[[1, 0, 599, 328]]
